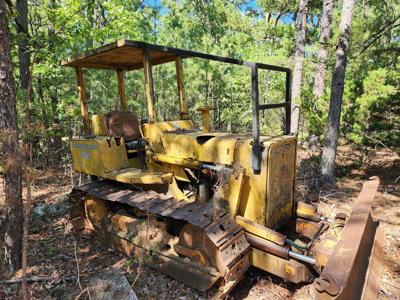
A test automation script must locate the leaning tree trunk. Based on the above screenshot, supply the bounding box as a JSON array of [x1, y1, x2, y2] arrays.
[[313, 0, 334, 99], [321, 0, 356, 184], [0, 0, 23, 271], [291, 0, 309, 134]]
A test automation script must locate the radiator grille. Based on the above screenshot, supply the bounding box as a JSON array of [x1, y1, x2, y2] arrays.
[[266, 140, 296, 228]]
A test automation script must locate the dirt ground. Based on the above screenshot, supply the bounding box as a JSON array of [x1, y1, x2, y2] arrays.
[[0, 145, 399, 299]]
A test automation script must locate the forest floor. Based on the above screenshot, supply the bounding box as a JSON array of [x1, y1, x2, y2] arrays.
[[0, 145, 399, 300]]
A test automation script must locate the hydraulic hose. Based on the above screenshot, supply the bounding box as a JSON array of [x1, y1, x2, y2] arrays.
[[285, 238, 309, 251]]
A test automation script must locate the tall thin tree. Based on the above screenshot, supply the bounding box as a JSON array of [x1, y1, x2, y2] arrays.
[[0, 0, 23, 271], [49, 0, 62, 157], [321, 0, 356, 184], [313, 0, 334, 99], [291, 0, 309, 134], [16, 0, 30, 93]]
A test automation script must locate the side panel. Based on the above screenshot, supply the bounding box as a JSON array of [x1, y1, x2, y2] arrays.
[[236, 140, 268, 225], [161, 134, 195, 157], [195, 137, 237, 165], [70, 140, 104, 176], [70, 138, 129, 176], [142, 120, 195, 153], [100, 139, 129, 172], [161, 134, 238, 165]]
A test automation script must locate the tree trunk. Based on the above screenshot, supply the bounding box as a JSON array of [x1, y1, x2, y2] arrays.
[[49, 0, 62, 160], [85, 0, 94, 50], [21, 59, 34, 298], [0, 0, 23, 271], [321, 0, 356, 184], [16, 0, 30, 91], [265, 12, 271, 29], [291, 0, 309, 134], [313, 0, 334, 99]]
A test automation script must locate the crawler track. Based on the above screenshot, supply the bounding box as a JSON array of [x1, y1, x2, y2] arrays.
[[69, 180, 250, 298]]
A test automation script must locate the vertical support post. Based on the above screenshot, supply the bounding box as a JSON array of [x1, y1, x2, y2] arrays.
[[75, 67, 90, 135], [175, 57, 188, 119], [202, 110, 210, 132], [251, 65, 260, 146], [285, 71, 292, 135], [251, 64, 262, 173], [197, 107, 212, 132], [143, 48, 156, 122], [117, 69, 127, 111]]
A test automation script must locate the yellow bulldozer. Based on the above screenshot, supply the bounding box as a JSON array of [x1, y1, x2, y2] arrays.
[[62, 40, 383, 299]]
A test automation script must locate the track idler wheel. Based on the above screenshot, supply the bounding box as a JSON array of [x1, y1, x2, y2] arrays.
[[84, 196, 108, 230]]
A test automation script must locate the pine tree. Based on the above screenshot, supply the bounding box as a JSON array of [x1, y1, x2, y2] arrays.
[[0, 0, 23, 271], [291, 0, 309, 134], [313, 0, 334, 99], [321, 0, 356, 184]]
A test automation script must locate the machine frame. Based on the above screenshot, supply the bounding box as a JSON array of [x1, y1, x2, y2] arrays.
[[62, 40, 383, 300], [62, 39, 292, 173]]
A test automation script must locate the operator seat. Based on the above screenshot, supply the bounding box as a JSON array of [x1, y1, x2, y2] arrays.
[[104, 111, 144, 152], [90, 111, 144, 152]]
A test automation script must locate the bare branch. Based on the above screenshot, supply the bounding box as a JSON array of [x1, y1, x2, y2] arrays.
[[359, 17, 400, 54]]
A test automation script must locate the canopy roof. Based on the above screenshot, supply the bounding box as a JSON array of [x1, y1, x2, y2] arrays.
[[61, 39, 290, 73], [61, 40, 184, 70]]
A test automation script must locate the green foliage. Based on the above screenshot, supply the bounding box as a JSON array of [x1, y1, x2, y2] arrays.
[[349, 68, 399, 146], [9, 0, 400, 161]]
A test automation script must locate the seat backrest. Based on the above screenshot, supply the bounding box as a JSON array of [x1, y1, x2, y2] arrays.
[[105, 111, 141, 142]]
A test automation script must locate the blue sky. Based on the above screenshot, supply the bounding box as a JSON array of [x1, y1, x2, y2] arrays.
[[143, 0, 259, 13], [142, 0, 296, 24]]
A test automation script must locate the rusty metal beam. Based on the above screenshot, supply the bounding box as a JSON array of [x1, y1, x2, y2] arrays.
[[116, 70, 127, 110], [175, 57, 188, 119], [314, 177, 382, 300], [75, 67, 90, 135], [143, 48, 156, 122]]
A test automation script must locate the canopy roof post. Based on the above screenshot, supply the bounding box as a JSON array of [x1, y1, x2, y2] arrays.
[[175, 57, 188, 119], [117, 69, 127, 111], [143, 48, 156, 122], [75, 67, 90, 135]]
